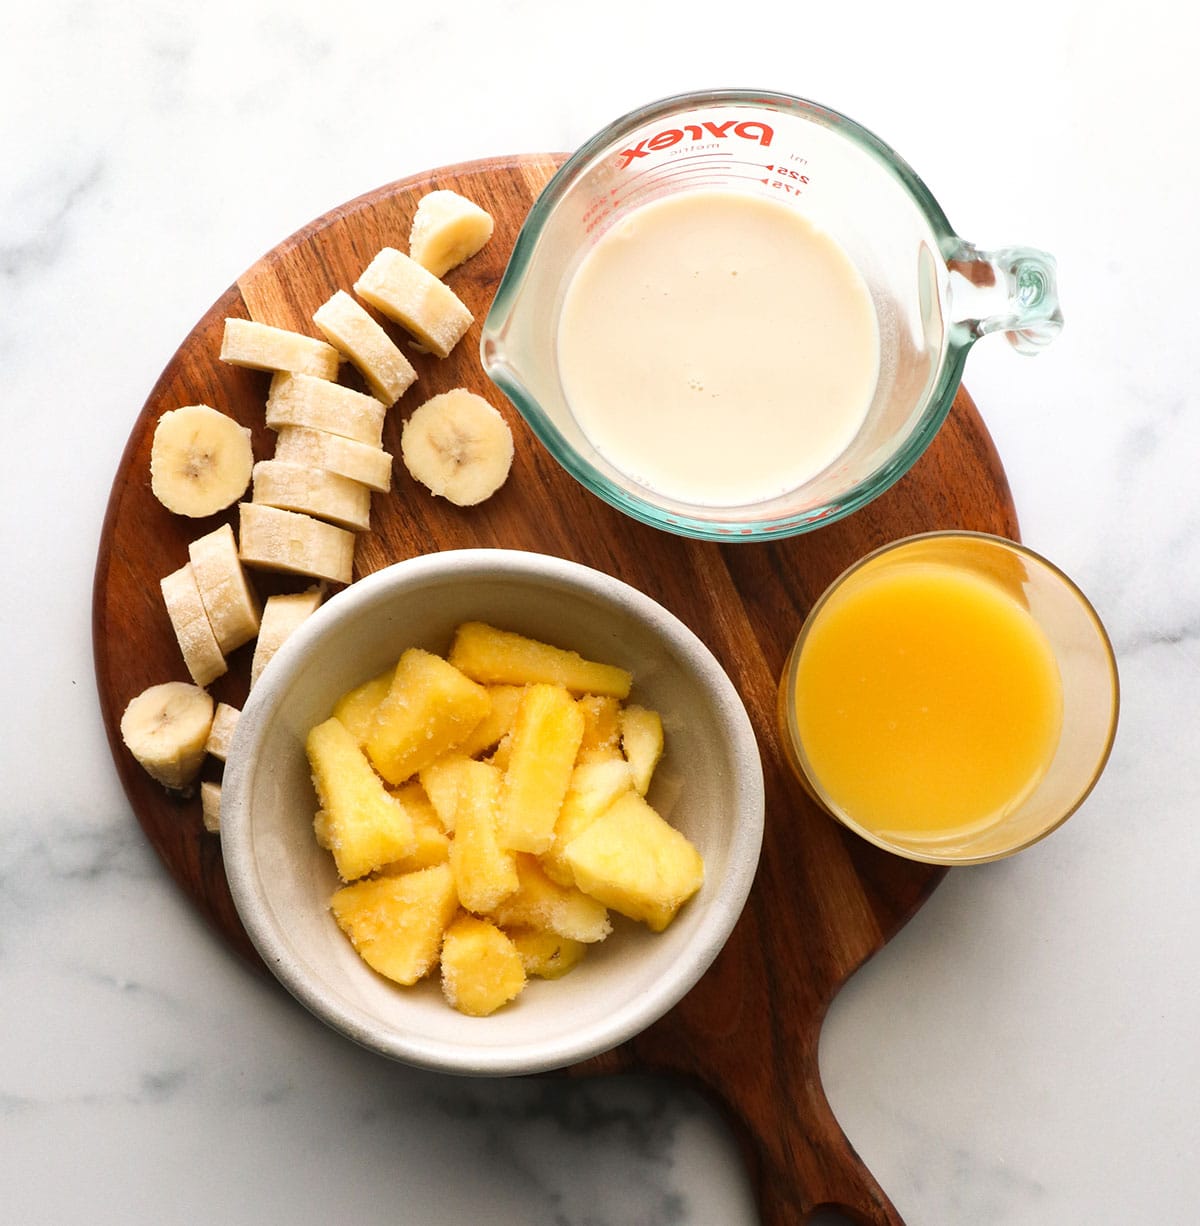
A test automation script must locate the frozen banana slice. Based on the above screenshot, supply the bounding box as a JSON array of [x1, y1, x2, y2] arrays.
[[250, 586, 324, 687], [120, 681, 214, 791], [251, 459, 372, 532], [409, 189, 494, 278], [401, 389, 513, 507], [187, 523, 261, 654], [200, 780, 222, 833], [220, 318, 340, 380], [238, 502, 355, 585], [150, 405, 253, 518], [265, 372, 387, 448], [312, 290, 416, 406], [161, 562, 227, 687], [273, 425, 392, 493], [204, 702, 241, 762], [353, 247, 472, 359]]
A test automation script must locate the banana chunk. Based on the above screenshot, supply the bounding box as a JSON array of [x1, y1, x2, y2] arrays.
[[251, 459, 372, 532], [161, 562, 227, 687], [409, 190, 494, 278], [251, 586, 324, 688], [273, 425, 392, 493], [238, 502, 355, 585], [354, 247, 473, 359], [401, 389, 514, 507], [120, 681, 214, 791], [266, 372, 387, 448], [150, 405, 253, 518], [200, 780, 222, 833], [312, 290, 416, 406], [220, 318, 341, 380], [204, 702, 241, 762], [187, 523, 261, 654]]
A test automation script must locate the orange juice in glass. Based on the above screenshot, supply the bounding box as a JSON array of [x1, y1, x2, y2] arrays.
[[779, 533, 1118, 864]]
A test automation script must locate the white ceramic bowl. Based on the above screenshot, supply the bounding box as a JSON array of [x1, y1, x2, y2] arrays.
[[221, 549, 764, 1077]]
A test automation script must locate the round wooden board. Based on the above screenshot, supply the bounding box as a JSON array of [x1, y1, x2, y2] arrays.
[[93, 154, 1018, 1226]]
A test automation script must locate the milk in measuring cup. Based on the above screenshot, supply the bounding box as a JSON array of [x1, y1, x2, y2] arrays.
[[556, 188, 879, 507]]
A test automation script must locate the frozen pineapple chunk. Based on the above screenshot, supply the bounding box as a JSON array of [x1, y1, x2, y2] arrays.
[[440, 914, 526, 1017], [542, 757, 635, 887], [455, 684, 525, 759], [353, 247, 473, 359], [365, 648, 490, 785], [497, 684, 585, 853], [576, 695, 623, 763], [306, 716, 416, 881], [378, 782, 451, 872], [564, 792, 704, 932], [418, 751, 475, 833], [330, 864, 457, 986], [449, 622, 632, 698], [332, 664, 395, 744], [448, 759, 519, 913], [620, 705, 664, 795], [509, 928, 588, 980], [489, 854, 611, 944]]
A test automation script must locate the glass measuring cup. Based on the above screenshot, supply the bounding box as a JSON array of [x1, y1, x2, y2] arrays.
[[778, 532, 1119, 864], [481, 90, 1063, 541]]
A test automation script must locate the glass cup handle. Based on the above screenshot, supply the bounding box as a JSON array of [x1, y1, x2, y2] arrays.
[[946, 241, 1064, 355]]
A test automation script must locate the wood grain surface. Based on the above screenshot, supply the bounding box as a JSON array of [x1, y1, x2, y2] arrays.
[[92, 154, 1019, 1225]]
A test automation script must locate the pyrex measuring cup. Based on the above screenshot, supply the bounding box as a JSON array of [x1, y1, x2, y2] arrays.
[[481, 89, 1063, 541]]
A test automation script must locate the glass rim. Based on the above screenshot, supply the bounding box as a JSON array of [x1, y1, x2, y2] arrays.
[[481, 88, 973, 542], [782, 530, 1121, 865]]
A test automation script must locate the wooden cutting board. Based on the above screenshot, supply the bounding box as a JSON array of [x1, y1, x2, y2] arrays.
[[92, 154, 1019, 1226]]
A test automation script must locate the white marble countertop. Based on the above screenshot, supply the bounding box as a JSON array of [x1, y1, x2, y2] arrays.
[[4, 3, 1197, 1223]]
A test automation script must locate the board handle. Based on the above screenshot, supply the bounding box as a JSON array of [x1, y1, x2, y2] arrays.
[[711, 1056, 906, 1226]]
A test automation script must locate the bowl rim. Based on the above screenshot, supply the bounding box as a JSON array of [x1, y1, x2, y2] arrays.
[[221, 548, 765, 1076]]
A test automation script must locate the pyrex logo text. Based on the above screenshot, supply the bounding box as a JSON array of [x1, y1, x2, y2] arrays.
[[617, 121, 774, 170]]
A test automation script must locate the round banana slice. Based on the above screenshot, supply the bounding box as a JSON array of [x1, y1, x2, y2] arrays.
[[120, 681, 214, 791], [204, 702, 241, 762], [200, 780, 222, 833], [161, 562, 228, 687], [150, 404, 254, 518], [273, 425, 393, 493], [188, 523, 261, 654], [250, 587, 324, 688], [401, 389, 514, 507], [409, 190, 494, 278], [251, 459, 372, 532]]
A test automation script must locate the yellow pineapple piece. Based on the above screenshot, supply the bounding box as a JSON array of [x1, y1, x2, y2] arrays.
[[332, 665, 395, 744], [564, 791, 704, 932], [497, 683, 585, 853], [448, 759, 519, 913], [365, 647, 490, 785], [508, 928, 588, 980], [449, 622, 632, 698], [378, 782, 451, 872], [541, 757, 635, 887], [489, 854, 611, 944], [313, 807, 333, 849], [330, 863, 457, 985], [306, 716, 416, 881], [417, 751, 475, 833], [488, 731, 513, 771], [620, 704, 664, 795], [456, 683, 525, 758], [576, 695, 623, 762], [440, 914, 526, 1016]]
